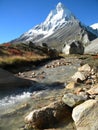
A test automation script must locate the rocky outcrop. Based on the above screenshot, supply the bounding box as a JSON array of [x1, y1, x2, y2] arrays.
[[72, 99, 98, 130], [62, 41, 84, 55], [0, 68, 32, 90], [24, 63, 98, 130], [85, 38, 98, 54], [65, 64, 98, 129], [25, 101, 72, 129]]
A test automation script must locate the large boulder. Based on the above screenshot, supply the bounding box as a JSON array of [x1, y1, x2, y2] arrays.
[[72, 99, 98, 130], [0, 68, 32, 90], [62, 41, 84, 55], [85, 38, 98, 54], [25, 101, 72, 129]]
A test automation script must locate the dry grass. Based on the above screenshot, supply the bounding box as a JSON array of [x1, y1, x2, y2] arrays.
[[0, 55, 48, 67], [0, 44, 50, 67], [0, 43, 60, 69]]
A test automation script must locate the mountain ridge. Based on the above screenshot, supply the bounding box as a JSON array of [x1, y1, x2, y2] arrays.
[[14, 2, 77, 42], [11, 2, 98, 52]]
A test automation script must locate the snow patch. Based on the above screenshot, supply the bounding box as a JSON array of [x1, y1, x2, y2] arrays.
[[90, 23, 98, 30]]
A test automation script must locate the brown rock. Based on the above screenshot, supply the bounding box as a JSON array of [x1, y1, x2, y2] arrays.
[[25, 101, 72, 129], [66, 82, 78, 89]]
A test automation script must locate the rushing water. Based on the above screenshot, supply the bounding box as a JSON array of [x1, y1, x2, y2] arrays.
[[0, 88, 66, 130], [0, 57, 80, 130], [0, 91, 31, 115]]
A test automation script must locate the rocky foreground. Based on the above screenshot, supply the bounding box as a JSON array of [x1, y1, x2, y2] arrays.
[[21, 56, 98, 130], [0, 55, 98, 130]]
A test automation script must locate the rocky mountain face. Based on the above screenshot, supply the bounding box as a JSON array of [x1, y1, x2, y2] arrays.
[[84, 24, 98, 54], [85, 38, 98, 54], [11, 2, 98, 52]]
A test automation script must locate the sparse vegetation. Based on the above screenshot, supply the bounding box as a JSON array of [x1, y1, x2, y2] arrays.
[[78, 54, 98, 67], [0, 43, 49, 68], [0, 55, 47, 66], [0, 42, 60, 72]]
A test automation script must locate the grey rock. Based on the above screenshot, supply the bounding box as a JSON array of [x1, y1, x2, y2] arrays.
[[62, 93, 87, 107], [85, 38, 98, 54], [62, 40, 84, 55]]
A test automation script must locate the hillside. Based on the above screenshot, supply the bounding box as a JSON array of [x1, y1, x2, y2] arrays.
[[0, 43, 59, 72]]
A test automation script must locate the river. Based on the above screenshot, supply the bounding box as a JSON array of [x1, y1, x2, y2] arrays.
[[0, 57, 80, 130]]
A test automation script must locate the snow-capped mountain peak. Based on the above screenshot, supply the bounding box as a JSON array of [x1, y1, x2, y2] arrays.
[[19, 2, 76, 42], [12, 2, 97, 46], [90, 23, 98, 30], [45, 2, 72, 22], [56, 2, 72, 18], [56, 2, 65, 12], [43, 2, 74, 30]]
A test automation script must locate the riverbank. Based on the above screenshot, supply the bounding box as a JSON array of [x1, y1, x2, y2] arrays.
[[0, 54, 98, 130], [0, 55, 81, 130]]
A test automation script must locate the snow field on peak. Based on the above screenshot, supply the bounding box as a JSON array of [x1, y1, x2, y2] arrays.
[[21, 2, 75, 42]]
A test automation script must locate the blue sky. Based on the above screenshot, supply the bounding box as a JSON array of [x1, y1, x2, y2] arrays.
[[0, 0, 98, 43]]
